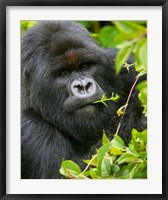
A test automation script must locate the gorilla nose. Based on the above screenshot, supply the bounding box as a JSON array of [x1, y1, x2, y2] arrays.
[[70, 77, 96, 97]]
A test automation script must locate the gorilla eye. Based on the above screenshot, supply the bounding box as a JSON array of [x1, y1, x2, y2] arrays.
[[51, 69, 71, 77], [81, 63, 88, 68], [60, 70, 70, 76], [80, 62, 94, 69]]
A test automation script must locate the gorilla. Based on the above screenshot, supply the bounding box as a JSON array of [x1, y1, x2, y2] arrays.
[[21, 21, 146, 179]]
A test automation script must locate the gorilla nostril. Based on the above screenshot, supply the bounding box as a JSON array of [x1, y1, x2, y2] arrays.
[[85, 82, 93, 93], [77, 84, 84, 90], [74, 84, 85, 94]]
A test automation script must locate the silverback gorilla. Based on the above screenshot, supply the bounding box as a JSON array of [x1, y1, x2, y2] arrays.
[[21, 21, 146, 179]]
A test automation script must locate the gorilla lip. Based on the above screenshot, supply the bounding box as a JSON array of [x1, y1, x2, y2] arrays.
[[75, 98, 103, 111], [62, 96, 102, 114], [75, 104, 97, 115]]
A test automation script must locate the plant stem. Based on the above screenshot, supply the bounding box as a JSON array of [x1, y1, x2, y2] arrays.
[[78, 154, 97, 178], [115, 77, 139, 135]]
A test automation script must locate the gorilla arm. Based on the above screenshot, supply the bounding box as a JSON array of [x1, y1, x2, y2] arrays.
[[21, 109, 84, 179]]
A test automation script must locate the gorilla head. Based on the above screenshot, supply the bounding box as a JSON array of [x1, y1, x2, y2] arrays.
[[21, 21, 120, 143]]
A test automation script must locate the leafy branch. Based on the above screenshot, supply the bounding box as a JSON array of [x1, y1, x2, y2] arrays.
[[93, 92, 120, 107]]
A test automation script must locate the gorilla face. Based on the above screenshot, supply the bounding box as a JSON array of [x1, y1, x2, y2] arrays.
[[21, 21, 119, 142]]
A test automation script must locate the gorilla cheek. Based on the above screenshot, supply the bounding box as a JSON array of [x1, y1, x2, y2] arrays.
[[29, 80, 61, 117]]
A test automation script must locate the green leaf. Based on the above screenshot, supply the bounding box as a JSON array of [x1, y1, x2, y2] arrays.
[[111, 92, 120, 102], [59, 160, 81, 178], [111, 164, 120, 173], [89, 168, 99, 179], [113, 21, 147, 39], [128, 144, 140, 155], [97, 143, 113, 162], [131, 137, 145, 152], [100, 157, 112, 177], [133, 21, 147, 25], [78, 21, 92, 28], [97, 143, 113, 175], [116, 40, 135, 49], [102, 131, 110, 146], [114, 33, 129, 45], [128, 164, 140, 178], [136, 81, 147, 115], [21, 21, 37, 33], [139, 152, 147, 160], [115, 163, 135, 178], [99, 26, 118, 48], [111, 135, 125, 149], [131, 161, 147, 178], [136, 80, 147, 91], [138, 93, 147, 115], [132, 129, 147, 144], [135, 38, 147, 71], [115, 46, 133, 74], [111, 147, 123, 155], [110, 135, 125, 155], [116, 151, 140, 164], [129, 129, 147, 152], [91, 33, 100, 42]]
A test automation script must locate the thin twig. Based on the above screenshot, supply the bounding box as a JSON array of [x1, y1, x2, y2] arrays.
[[115, 77, 139, 135], [78, 154, 97, 178]]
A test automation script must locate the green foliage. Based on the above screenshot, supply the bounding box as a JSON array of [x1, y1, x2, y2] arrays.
[[136, 81, 147, 115], [60, 129, 147, 179], [21, 21, 37, 34], [59, 160, 82, 178], [135, 38, 147, 73], [113, 21, 147, 75], [78, 21, 93, 29], [79, 20, 147, 76], [115, 46, 133, 74], [99, 26, 118, 48], [113, 21, 146, 39]]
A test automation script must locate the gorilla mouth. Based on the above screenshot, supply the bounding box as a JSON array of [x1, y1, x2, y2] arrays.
[[78, 102, 96, 108], [74, 99, 103, 115], [75, 104, 97, 114], [64, 92, 104, 113]]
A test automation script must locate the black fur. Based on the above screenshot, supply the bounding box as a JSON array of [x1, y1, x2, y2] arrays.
[[21, 21, 146, 179]]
